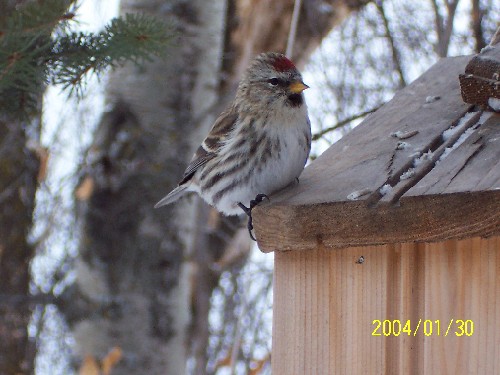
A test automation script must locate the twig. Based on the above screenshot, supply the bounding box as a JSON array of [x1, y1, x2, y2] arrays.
[[286, 0, 302, 58], [0, 293, 57, 306], [229, 288, 247, 374], [430, 0, 459, 57], [312, 105, 382, 141], [471, 0, 486, 52], [375, 1, 407, 88]]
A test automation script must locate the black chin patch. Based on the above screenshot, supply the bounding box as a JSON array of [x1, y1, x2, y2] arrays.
[[287, 93, 303, 107]]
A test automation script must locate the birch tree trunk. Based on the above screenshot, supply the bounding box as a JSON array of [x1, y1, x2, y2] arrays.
[[61, 0, 370, 374], [63, 1, 228, 373]]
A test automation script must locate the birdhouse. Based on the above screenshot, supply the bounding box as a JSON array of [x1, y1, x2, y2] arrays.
[[253, 41, 500, 374]]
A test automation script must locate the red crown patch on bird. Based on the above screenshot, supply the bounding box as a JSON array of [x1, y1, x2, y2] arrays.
[[272, 56, 296, 72], [155, 51, 311, 241]]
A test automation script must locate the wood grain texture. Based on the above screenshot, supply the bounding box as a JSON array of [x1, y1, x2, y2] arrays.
[[257, 56, 473, 208], [253, 55, 500, 252], [272, 237, 500, 375], [254, 191, 500, 252], [406, 113, 500, 196]]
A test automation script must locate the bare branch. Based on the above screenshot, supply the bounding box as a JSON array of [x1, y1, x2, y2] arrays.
[[471, 0, 487, 52], [312, 105, 382, 141], [443, 0, 460, 54], [375, 1, 407, 88], [431, 0, 445, 52], [431, 0, 460, 57], [286, 0, 303, 58]]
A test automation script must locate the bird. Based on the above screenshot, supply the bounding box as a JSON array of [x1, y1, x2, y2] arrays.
[[155, 52, 311, 239]]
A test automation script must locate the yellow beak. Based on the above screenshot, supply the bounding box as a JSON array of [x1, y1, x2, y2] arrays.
[[289, 81, 309, 94]]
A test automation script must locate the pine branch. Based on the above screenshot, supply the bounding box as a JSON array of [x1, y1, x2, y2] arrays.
[[2, 0, 76, 35], [0, 1, 175, 118], [49, 14, 174, 92], [0, 0, 76, 116]]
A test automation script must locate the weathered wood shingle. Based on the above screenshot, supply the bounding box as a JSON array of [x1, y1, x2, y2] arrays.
[[254, 53, 500, 252]]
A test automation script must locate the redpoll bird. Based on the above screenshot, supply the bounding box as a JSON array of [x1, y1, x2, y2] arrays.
[[155, 52, 311, 238]]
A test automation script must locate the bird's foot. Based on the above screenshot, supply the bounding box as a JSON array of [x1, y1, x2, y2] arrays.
[[249, 193, 269, 209], [238, 194, 269, 241]]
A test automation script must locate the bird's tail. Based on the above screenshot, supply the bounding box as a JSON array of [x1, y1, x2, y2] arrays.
[[154, 185, 189, 208]]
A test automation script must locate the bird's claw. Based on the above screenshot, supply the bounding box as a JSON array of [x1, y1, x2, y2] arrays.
[[238, 194, 270, 241], [247, 217, 256, 241], [249, 193, 269, 209], [237, 202, 251, 216]]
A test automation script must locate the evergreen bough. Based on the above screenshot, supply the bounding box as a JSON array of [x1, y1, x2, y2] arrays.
[[0, 0, 175, 117]]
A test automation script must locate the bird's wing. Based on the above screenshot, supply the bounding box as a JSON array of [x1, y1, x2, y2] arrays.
[[179, 106, 238, 185], [179, 146, 215, 185]]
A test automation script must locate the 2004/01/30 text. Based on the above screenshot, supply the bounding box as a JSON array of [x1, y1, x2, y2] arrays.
[[372, 319, 474, 337]]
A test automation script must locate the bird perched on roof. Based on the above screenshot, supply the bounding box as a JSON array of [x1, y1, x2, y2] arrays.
[[155, 52, 311, 240]]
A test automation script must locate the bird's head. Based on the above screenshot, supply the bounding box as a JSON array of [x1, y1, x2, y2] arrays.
[[237, 52, 309, 112]]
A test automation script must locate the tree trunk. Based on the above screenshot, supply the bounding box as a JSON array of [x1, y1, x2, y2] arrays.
[[63, 0, 228, 373], [225, 0, 371, 86], [0, 114, 39, 375], [62, 0, 370, 374], [0, 1, 43, 373]]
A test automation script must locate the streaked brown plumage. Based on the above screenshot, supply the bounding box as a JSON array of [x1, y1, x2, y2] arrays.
[[155, 52, 311, 220]]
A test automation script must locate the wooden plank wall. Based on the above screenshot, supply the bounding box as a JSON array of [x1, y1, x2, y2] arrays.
[[272, 236, 500, 374]]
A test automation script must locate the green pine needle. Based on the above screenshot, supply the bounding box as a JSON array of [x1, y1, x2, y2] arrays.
[[1, 1, 175, 117]]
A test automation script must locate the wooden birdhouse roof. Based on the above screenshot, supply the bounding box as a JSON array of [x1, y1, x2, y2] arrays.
[[254, 45, 500, 252]]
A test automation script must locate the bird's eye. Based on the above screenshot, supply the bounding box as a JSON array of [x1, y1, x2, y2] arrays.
[[268, 78, 279, 86]]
